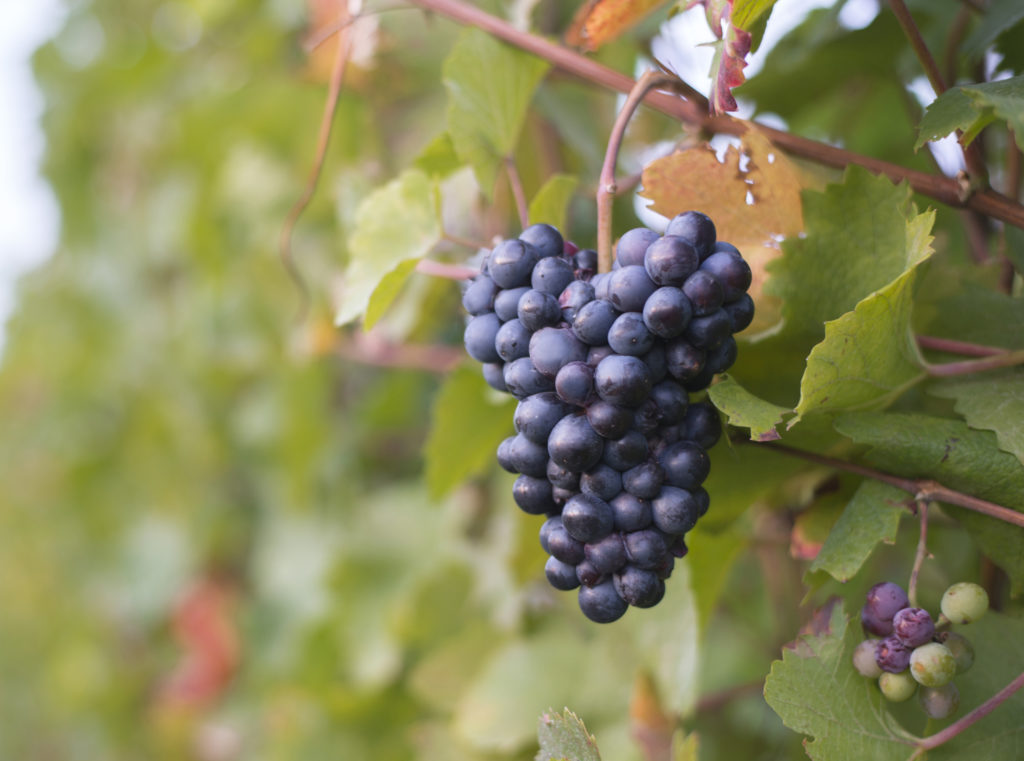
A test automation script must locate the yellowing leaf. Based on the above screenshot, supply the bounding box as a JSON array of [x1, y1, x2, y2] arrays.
[[566, 0, 672, 51]]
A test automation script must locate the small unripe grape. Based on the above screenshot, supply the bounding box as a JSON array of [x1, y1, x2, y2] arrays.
[[853, 639, 883, 678], [879, 671, 917, 702], [936, 631, 975, 674], [940, 582, 989, 624], [919, 683, 960, 720], [909, 642, 956, 687]]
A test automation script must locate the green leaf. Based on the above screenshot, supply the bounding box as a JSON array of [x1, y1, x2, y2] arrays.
[[916, 75, 1024, 149], [931, 370, 1024, 467], [835, 412, 1024, 590], [792, 210, 934, 423], [962, 0, 1024, 60], [807, 480, 905, 582], [731, 0, 778, 30], [336, 169, 441, 327], [443, 28, 549, 195], [917, 280, 1024, 349], [708, 375, 789, 441], [528, 174, 578, 233], [686, 524, 747, 630], [765, 604, 1024, 760], [1006, 225, 1024, 276], [536, 709, 601, 761], [424, 364, 514, 499], [413, 132, 464, 179]]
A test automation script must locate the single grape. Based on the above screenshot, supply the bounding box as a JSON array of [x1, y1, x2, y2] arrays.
[[875, 635, 912, 673], [610, 492, 653, 532], [555, 361, 595, 406], [602, 430, 649, 471], [462, 276, 499, 315], [585, 400, 634, 439], [575, 558, 605, 587], [853, 639, 883, 678], [692, 487, 710, 518], [578, 579, 628, 623], [650, 381, 689, 425], [681, 270, 724, 316], [495, 318, 531, 362], [651, 485, 700, 535], [643, 235, 700, 285], [622, 460, 664, 499], [512, 475, 557, 515], [503, 357, 555, 398], [489, 238, 539, 288], [862, 582, 910, 636], [705, 336, 738, 375], [608, 265, 658, 312], [580, 464, 624, 502], [547, 522, 586, 564], [594, 354, 653, 408], [892, 607, 935, 648], [505, 433, 549, 478], [519, 223, 564, 259], [682, 401, 722, 450], [936, 631, 975, 674], [572, 299, 619, 346], [659, 442, 711, 490], [561, 493, 615, 543], [918, 683, 959, 720], [545, 555, 581, 591], [547, 458, 580, 490], [642, 286, 693, 339], [607, 312, 656, 356], [614, 565, 665, 608], [623, 528, 670, 569], [558, 279, 595, 322], [616, 227, 660, 267], [683, 309, 732, 349], [514, 392, 570, 444], [463, 312, 502, 363], [496, 436, 516, 473], [531, 255, 575, 296], [723, 293, 755, 333], [713, 241, 741, 256], [548, 413, 604, 472], [530, 327, 588, 378], [584, 532, 628, 574], [665, 339, 706, 381], [940, 582, 989, 624], [701, 250, 752, 302], [592, 271, 612, 300], [494, 285, 529, 322], [632, 398, 661, 435], [879, 670, 917, 703], [574, 248, 598, 280], [538, 515, 562, 553], [587, 345, 615, 367], [665, 211, 716, 259], [517, 288, 562, 331], [642, 344, 668, 383], [909, 642, 956, 687], [482, 362, 507, 392]]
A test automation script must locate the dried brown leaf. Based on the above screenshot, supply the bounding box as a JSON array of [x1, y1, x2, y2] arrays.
[[566, 0, 672, 51]]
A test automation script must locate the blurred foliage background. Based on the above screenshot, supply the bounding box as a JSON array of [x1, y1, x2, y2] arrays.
[[2, 0, 1023, 759]]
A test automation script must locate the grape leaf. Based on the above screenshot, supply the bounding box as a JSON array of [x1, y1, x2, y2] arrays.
[[336, 169, 441, 327], [916, 75, 1024, 149], [807, 480, 905, 582], [565, 0, 671, 51], [731, 0, 778, 30], [962, 0, 1024, 61], [413, 132, 463, 179], [424, 364, 514, 499], [917, 280, 1024, 349], [791, 210, 933, 423], [707, 375, 789, 441], [443, 29, 549, 195], [528, 174, 579, 233], [685, 523, 747, 630], [536, 708, 601, 761], [834, 412, 1024, 591], [931, 370, 1024, 467]]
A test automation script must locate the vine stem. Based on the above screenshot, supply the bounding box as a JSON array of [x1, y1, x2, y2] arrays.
[[415, 259, 477, 280], [907, 501, 929, 608], [403, 0, 1024, 229], [910, 669, 1024, 756], [924, 348, 1024, 377], [888, 0, 946, 95], [757, 443, 1024, 529], [504, 156, 529, 229], [916, 335, 1007, 357], [334, 331, 464, 372], [597, 70, 675, 273]]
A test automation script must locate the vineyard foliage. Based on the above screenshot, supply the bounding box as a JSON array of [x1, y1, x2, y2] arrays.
[[3, 0, 1024, 759]]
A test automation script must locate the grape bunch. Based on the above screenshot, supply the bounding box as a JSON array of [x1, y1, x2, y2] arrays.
[[461, 211, 753, 623], [852, 581, 989, 719]]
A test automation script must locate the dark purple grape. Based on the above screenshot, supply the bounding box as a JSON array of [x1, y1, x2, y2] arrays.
[[559, 280, 595, 322], [608, 265, 658, 312], [495, 318, 531, 362], [614, 566, 665, 608], [682, 270, 724, 316], [529, 327, 587, 378], [580, 464, 624, 502], [862, 582, 910, 636], [519, 223, 563, 259], [575, 558, 605, 587], [547, 523, 586, 564], [659, 441, 710, 490], [683, 401, 721, 449], [651, 486, 700, 535], [632, 398, 662, 435], [539, 515, 562, 553], [463, 313, 502, 363], [572, 299, 618, 346], [683, 309, 731, 349], [668, 534, 689, 558], [681, 365, 716, 393], [594, 354, 652, 408], [531, 256, 575, 296], [584, 532, 627, 574], [623, 461, 664, 499], [665, 211, 716, 259], [547, 414, 604, 472], [496, 436, 517, 473], [616, 227, 660, 267], [547, 458, 580, 490], [876, 636, 912, 673], [642, 344, 668, 384], [573, 248, 598, 280], [482, 362, 507, 392], [665, 339, 706, 381], [545, 555, 581, 590], [562, 493, 615, 543], [555, 361, 594, 406], [610, 492, 652, 532], [713, 241, 741, 256], [489, 238, 539, 288], [701, 250, 752, 302], [506, 434, 549, 477], [512, 475, 557, 515], [650, 381, 689, 424], [494, 286, 529, 322], [503, 357, 555, 398], [893, 608, 935, 647], [724, 293, 755, 333], [642, 286, 693, 338], [643, 235, 699, 285], [585, 400, 633, 439], [578, 579, 628, 623], [692, 487, 710, 518], [607, 312, 655, 356], [514, 392, 570, 443], [517, 289, 562, 332], [705, 336, 738, 375], [592, 272, 612, 300], [587, 345, 615, 367], [463, 276, 499, 315], [623, 529, 670, 569], [603, 430, 648, 471]]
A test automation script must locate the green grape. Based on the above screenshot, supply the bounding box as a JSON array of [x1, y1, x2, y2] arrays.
[[936, 631, 975, 674], [919, 683, 960, 719], [853, 639, 882, 678], [910, 642, 956, 687], [879, 670, 917, 702], [941, 582, 989, 624]]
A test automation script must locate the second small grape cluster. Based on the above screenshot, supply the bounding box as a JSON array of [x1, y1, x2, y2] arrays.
[[853, 581, 989, 719], [462, 212, 753, 623]]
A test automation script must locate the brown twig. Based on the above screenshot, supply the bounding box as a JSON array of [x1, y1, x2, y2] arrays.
[[504, 156, 529, 229], [916, 335, 1007, 357], [334, 331, 464, 372], [415, 259, 477, 280], [924, 348, 1024, 377], [280, 5, 353, 320], [758, 443, 1024, 529], [889, 0, 946, 94], [442, 231, 491, 251], [907, 501, 930, 607], [597, 70, 675, 272], [403, 0, 1024, 229]]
